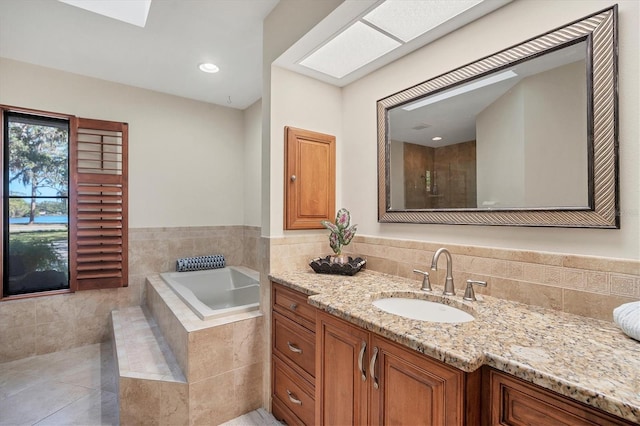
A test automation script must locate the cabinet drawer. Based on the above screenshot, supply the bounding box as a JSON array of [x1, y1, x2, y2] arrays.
[[273, 312, 315, 381], [273, 356, 315, 426], [272, 396, 304, 426], [273, 283, 316, 330]]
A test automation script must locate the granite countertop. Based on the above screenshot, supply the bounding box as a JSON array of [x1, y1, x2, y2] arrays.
[[269, 269, 640, 423]]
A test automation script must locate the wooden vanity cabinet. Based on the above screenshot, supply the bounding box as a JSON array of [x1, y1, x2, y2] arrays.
[[483, 368, 636, 426], [272, 283, 317, 425], [316, 311, 479, 426]]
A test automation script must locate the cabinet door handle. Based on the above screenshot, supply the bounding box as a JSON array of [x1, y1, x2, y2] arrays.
[[287, 341, 303, 354], [357, 340, 367, 382], [286, 389, 302, 405], [290, 302, 298, 310], [369, 346, 379, 389]]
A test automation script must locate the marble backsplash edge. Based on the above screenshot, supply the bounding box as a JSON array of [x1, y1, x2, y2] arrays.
[[267, 234, 640, 322]]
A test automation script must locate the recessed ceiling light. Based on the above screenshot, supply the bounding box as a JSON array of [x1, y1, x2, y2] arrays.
[[432, 136, 443, 141], [363, 0, 483, 43], [199, 63, 220, 73], [58, 0, 152, 28]]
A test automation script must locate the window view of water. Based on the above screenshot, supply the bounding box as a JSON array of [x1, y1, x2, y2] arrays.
[[9, 215, 68, 224], [4, 113, 70, 296]]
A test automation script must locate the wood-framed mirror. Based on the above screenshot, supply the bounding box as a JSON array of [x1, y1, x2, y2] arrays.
[[377, 6, 618, 228]]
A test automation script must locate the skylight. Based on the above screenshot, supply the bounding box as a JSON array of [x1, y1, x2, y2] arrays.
[[58, 0, 152, 28], [298, 0, 492, 79], [363, 0, 483, 43], [402, 70, 518, 111], [299, 21, 401, 79]]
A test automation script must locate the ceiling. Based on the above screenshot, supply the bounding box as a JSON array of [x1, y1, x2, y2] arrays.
[[274, 0, 511, 87], [0, 0, 513, 111], [0, 0, 279, 110]]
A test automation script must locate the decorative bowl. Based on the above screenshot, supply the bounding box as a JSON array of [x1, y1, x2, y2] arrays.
[[309, 256, 366, 276]]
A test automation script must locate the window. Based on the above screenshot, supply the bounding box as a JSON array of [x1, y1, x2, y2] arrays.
[[1, 106, 128, 298], [3, 112, 70, 296]]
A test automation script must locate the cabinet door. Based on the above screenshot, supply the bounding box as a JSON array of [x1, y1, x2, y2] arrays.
[[485, 368, 635, 426], [370, 336, 465, 426], [284, 126, 335, 230], [316, 313, 369, 425]]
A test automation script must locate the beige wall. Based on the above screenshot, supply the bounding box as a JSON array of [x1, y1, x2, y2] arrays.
[[262, 0, 345, 236], [339, 0, 639, 260], [244, 99, 262, 226], [269, 66, 343, 236], [523, 61, 588, 207], [477, 61, 588, 208], [476, 78, 526, 207], [0, 58, 248, 228]]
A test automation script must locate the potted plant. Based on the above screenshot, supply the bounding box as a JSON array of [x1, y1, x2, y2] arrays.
[[321, 208, 357, 264]]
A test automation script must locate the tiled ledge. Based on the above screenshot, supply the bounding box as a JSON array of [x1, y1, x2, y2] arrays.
[[111, 306, 189, 425], [111, 306, 185, 383]]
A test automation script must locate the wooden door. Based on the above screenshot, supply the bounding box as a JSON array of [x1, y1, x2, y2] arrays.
[[370, 335, 465, 426], [284, 126, 335, 230], [316, 312, 369, 425]]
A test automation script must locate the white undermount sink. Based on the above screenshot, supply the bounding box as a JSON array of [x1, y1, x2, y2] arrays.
[[372, 298, 474, 323]]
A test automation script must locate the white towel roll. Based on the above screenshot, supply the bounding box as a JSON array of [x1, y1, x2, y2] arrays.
[[613, 301, 640, 341]]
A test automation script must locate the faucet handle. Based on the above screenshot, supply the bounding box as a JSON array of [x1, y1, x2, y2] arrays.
[[463, 280, 487, 301], [413, 269, 432, 292]]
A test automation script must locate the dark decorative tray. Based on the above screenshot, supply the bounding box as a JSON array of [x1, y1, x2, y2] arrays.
[[309, 256, 366, 276]]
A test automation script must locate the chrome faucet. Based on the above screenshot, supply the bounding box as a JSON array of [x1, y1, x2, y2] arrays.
[[412, 269, 432, 292], [430, 248, 455, 296]]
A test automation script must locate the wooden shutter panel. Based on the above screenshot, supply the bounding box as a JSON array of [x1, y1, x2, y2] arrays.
[[70, 118, 128, 291]]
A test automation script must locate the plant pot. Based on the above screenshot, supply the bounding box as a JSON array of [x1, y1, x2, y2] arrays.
[[330, 254, 350, 265]]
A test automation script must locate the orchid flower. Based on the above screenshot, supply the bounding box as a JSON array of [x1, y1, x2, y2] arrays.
[[321, 208, 357, 255]]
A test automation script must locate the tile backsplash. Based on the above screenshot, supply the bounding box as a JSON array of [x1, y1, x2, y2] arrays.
[[268, 234, 639, 322], [0, 225, 260, 363]]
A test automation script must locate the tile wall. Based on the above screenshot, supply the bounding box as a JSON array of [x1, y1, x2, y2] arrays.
[[267, 234, 640, 322], [0, 225, 261, 363]]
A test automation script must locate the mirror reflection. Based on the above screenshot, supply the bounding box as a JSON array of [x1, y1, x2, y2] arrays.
[[388, 41, 588, 211]]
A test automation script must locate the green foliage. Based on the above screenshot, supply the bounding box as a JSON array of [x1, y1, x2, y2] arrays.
[[37, 200, 68, 215], [8, 122, 68, 194], [8, 198, 30, 218], [8, 120, 68, 223], [10, 231, 67, 272]]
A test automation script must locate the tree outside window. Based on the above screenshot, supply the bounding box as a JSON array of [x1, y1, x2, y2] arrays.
[[4, 113, 69, 295]]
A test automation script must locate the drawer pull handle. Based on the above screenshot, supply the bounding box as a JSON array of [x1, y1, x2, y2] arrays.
[[370, 346, 379, 390], [287, 389, 302, 405], [287, 341, 303, 354], [358, 340, 367, 382], [290, 303, 298, 310]]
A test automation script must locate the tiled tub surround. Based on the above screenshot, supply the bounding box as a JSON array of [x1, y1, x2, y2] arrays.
[[0, 225, 260, 363], [268, 234, 640, 322], [270, 270, 640, 423], [145, 274, 264, 424]]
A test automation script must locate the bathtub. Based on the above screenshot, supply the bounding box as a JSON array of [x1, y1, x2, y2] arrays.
[[160, 266, 260, 320]]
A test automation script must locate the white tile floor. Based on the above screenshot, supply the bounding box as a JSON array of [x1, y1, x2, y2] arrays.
[[0, 343, 118, 425], [0, 343, 279, 426]]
